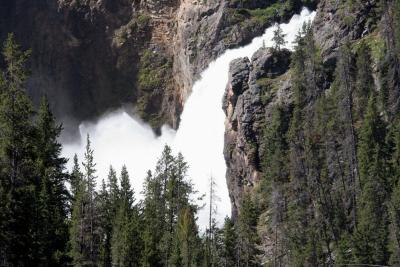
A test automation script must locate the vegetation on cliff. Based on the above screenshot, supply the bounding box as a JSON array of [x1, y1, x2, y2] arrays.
[[237, 0, 400, 265]]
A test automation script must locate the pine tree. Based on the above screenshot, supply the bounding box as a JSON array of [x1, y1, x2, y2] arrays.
[[221, 217, 237, 267], [353, 95, 390, 265], [141, 171, 164, 267], [141, 147, 198, 267], [70, 135, 101, 266], [82, 134, 100, 266], [176, 207, 200, 267], [111, 165, 141, 267], [98, 179, 111, 267], [205, 176, 219, 267], [107, 166, 119, 211], [354, 41, 374, 120], [71, 154, 83, 200], [272, 24, 287, 51], [35, 95, 70, 264], [157, 145, 176, 266], [97, 166, 118, 267], [237, 193, 259, 267], [260, 105, 290, 266], [69, 154, 85, 265], [390, 118, 400, 265], [286, 26, 312, 265], [0, 33, 37, 266]]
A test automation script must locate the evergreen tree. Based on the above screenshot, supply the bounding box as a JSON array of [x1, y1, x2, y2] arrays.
[[354, 41, 374, 120], [111, 166, 141, 267], [141, 147, 198, 267], [82, 134, 100, 266], [70, 135, 101, 266], [352, 95, 390, 265], [390, 117, 400, 265], [272, 24, 287, 51], [98, 179, 111, 267], [97, 166, 118, 267], [0, 33, 37, 266], [141, 170, 164, 267], [176, 207, 200, 267], [69, 154, 85, 265], [286, 25, 313, 265], [71, 154, 83, 200], [35, 95, 70, 265], [221, 217, 237, 267], [237, 193, 259, 267]]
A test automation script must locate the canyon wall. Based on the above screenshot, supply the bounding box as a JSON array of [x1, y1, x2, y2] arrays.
[[223, 0, 382, 217]]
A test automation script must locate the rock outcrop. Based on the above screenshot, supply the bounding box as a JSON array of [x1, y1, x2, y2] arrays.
[[0, 0, 318, 138], [313, 0, 379, 64], [223, 0, 384, 218], [223, 48, 292, 218]]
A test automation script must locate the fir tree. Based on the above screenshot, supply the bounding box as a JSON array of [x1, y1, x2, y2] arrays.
[[354, 41, 374, 120], [176, 207, 200, 267], [272, 24, 287, 51], [0, 33, 37, 266], [71, 154, 83, 200], [221, 217, 237, 267], [237, 193, 259, 267], [98, 179, 111, 267], [111, 166, 141, 267], [353, 95, 390, 265], [82, 134, 100, 266], [141, 170, 164, 267], [70, 135, 101, 266], [35, 95, 70, 265]]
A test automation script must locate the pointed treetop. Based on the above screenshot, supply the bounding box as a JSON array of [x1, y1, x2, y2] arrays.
[[272, 24, 287, 51]]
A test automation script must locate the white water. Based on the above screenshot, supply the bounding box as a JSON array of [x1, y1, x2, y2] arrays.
[[62, 8, 315, 229]]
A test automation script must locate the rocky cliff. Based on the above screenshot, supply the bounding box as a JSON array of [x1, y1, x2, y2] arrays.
[[0, 0, 317, 138], [223, 48, 292, 218], [221, 1, 400, 264], [223, 0, 383, 217]]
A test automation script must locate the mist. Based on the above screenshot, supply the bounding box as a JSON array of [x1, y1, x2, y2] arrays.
[[62, 8, 316, 229]]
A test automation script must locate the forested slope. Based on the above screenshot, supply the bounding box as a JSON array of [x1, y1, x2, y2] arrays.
[[223, 0, 400, 265]]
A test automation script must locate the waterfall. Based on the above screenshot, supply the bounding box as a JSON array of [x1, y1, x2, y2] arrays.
[[62, 8, 316, 229]]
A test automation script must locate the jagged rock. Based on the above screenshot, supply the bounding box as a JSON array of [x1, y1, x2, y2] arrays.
[[223, 0, 384, 220], [0, 0, 319, 138], [313, 0, 379, 64], [223, 48, 292, 218]]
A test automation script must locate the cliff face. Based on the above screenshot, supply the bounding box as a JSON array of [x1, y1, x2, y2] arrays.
[[223, 49, 292, 218], [223, 0, 382, 217], [0, 0, 318, 137], [221, 1, 400, 264], [0, 0, 223, 134]]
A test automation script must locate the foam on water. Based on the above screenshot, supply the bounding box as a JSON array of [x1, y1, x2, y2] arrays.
[[62, 8, 316, 229]]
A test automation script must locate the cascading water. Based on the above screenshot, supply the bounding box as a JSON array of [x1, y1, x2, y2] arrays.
[[62, 8, 316, 229]]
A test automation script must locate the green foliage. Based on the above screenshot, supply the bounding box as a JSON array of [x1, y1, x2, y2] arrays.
[[354, 41, 374, 121], [35, 95, 70, 265], [0, 33, 41, 266], [352, 95, 390, 265], [136, 50, 172, 129], [175, 207, 200, 267], [140, 146, 201, 267], [70, 136, 102, 266], [272, 24, 287, 51], [111, 166, 141, 267], [220, 217, 237, 267], [237, 193, 259, 267]]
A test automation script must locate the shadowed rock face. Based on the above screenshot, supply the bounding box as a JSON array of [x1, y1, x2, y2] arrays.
[[313, 0, 379, 64], [0, 0, 223, 136], [0, 0, 149, 137], [0, 0, 317, 139]]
